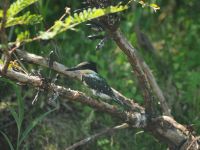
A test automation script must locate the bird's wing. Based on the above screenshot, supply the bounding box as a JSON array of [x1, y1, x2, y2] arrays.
[[82, 73, 114, 97]]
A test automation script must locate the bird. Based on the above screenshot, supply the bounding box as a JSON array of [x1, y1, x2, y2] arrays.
[[66, 61, 124, 106]]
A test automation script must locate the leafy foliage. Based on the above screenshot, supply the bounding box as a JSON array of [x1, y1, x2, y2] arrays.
[[5, 12, 42, 27], [0, 0, 42, 28], [7, 0, 38, 17], [16, 31, 30, 43], [0, 2, 128, 48], [39, 5, 128, 40]]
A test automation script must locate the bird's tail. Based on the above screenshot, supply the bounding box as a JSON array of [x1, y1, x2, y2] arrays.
[[112, 95, 124, 106], [112, 95, 133, 111]]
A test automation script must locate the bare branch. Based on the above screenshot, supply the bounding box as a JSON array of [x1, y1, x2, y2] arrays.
[[65, 123, 129, 150], [148, 116, 194, 149], [184, 136, 200, 150], [135, 25, 171, 116], [15, 49, 81, 79], [15, 49, 143, 111], [142, 62, 171, 116], [0, 56, 197, 148], [0, 65, 146, 126], [110, 29, 155, 117]]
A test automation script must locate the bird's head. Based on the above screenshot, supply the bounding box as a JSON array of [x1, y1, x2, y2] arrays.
[[66, 61, 98, 74]]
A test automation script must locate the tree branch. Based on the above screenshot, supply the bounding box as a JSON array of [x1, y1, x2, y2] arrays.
[[0, 65, 146, 126], [142, 61, 171, 116], [65, 123, 129, 150], [110, 29, 156, 117], [15, 49, 143, 111], [0, 61, 197, 149], [135, 25, 171, 116]]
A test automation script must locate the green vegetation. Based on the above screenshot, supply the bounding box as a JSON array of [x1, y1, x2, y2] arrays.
[[0, 0, 199, 149]]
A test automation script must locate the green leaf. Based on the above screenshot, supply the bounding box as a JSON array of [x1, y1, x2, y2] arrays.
[[1, 3, 128, 46], [149, 4, 160, 12], [7, 0, 38, 17], [5, 12, 43, 27], [0, 131, 15, 150], [0, 78, 24, 132], [0, 9, 3, 18], [8, 81, 24, 131], [129, 0, 160, 12], [16, 31, 30, 42], [19, 108, 56, 145], [39, 5, 128, 40], [10, 108, 20, 130], [15, 86, 24, 129]]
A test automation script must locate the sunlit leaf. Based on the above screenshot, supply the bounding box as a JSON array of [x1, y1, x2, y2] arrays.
[[0, 10, 2, 18], [5, 12, 43, 27], [7, 0, 38, 17], [138, 0, 146, 7], [39, 5, 128, 40], [16, 31, 30, 42], [150, 3, 160, 12]]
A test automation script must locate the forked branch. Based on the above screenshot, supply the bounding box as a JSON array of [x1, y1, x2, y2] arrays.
[[0, 64, 196, 149]]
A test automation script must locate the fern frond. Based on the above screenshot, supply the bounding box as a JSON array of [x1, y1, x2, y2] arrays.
[[5, 12, 42, 27], [7, 0, 38, 17], [0, 3, 128, 48], [39, 5, 128, 40]]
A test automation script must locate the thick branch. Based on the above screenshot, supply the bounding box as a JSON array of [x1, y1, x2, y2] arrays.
[[15, 49, 143, 111], [110, 29, 171, 116], [135, 25, 171, 116], [0, 58, 197, 149], [0, 65, 146, 126], [142, 62, 171, 116], [0, 61, 195, 147], [110, 29, 155, 116], [15, 49, 80, 79]]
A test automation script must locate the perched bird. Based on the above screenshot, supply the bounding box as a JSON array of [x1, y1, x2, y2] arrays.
[[66, 62, 124, 105]]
